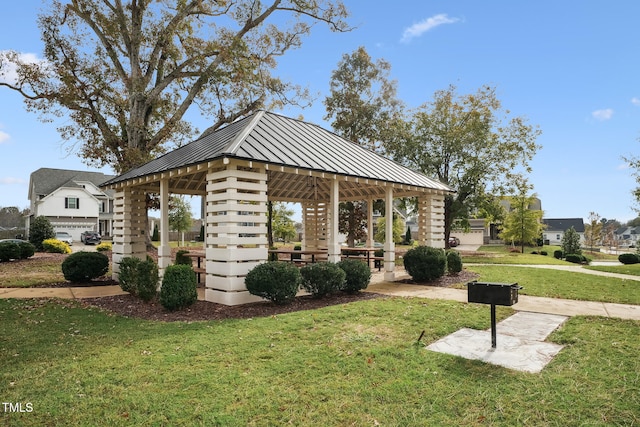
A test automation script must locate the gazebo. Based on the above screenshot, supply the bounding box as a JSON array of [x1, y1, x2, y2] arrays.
[[101, 111, 453, 305]]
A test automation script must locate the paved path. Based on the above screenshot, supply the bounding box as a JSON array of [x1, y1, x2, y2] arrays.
[[1, 264, 639, 321]]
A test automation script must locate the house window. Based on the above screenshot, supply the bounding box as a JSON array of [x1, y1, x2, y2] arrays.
[[65, 197, 80, 209], [556, 234, 560, 240]]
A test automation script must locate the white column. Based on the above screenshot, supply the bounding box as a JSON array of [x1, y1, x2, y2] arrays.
[[384, 187, 395, 281], [157, 178, 171, 279], [204, 163, 268, 305], [327, 178, 340, 263], [111, 187, 146, 280], [366, 198, 374, 247], [418, 194, 446, 248]]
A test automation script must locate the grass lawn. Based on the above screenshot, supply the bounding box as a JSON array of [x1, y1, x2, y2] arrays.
[[465, 265, 640, 305], [1, 297, 638, 426], [586, 263, 640, 276], [462, 245, 619, 265]]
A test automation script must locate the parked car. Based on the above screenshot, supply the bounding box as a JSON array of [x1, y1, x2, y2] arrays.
[[0, 239, 27, 244], [448, 236, 460, 247], [55, 231, 73, 245], [80, 231, 101, 245]]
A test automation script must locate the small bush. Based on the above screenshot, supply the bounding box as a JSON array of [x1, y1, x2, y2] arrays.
[[175, 250, 192, 266], [137, 256, 159, 301], [540, 251, 548, 256], [403, 246, 446, 282], [292, 245, 302, 260], [117, 256, 159, 301], [0, 242, 21, 262], [531, 251, 538, 255], [160, 264, 198, 311], [565, 254, 589, 265], [300, 262, 346, 298], [62, 251, 109, 282], [245, 262, 301, 305], [18, 241, 36, 259], [553, 250, 563, 259], [337, 259, 371, 293], [42, 239, 71, 254], [446, 250, 463, 275], [96, 242, 112, 252], [618, 253, 640, 265]]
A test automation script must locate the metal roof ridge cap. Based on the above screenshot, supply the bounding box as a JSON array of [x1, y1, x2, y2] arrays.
[[224, 110, 265, 155]]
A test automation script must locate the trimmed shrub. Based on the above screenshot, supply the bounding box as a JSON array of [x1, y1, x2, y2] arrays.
[[175, 250, 193, 266], [337, 259, 371, 293], [29, 216, 55, 251], [62, 251, 109, 282], [137, 256, 159, 302], [403, 246, 446, 282], [446, 250, 463, 275], [96, 242, 112, 252], [18, 241, 35, 259], [245, 261, 301, 305], [531, 251, 538, 255], [565, 254, 589, 264], [618, 253, 640, 265], [42, 239, 72, 254], [0, 242, 21, 262], [160, 264, 198, 311], [553, 250, 563, 259], [300, 262, 346, 298], [540, 251, 548, 256], [117, 256, 159, 301], [292, 245, 302, 260]]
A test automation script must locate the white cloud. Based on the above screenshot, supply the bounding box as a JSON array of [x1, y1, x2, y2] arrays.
[[592, 108, 614, 121], [0, 130, 9, 144], [401, 14, 460, 43], [0, 51, 43, 84], [0, 177, 26, 185], [632, 97, 640, 106]]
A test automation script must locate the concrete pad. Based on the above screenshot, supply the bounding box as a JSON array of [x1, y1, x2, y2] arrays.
[[426, 312, 567, 373], [496, 312, 568, 341], [604, 303, 640, 320], [70, 286, 127, 299]]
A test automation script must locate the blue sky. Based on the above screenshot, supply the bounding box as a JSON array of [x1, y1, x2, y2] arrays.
[[1, 1, 639, 224]]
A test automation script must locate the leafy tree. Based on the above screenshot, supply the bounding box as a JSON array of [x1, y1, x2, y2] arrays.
[[583, 212, 603, 251], [271, 202, 296, 243], [0, 0, 350, 173], [324, 46, 403, 152], [169, 196, 192, 246], [384, 85, 541, 248], [374, 215, 404, 244], [561, 226, 582, 255], [498, 180, 544, 253], [338, 201, 367, 247], [29, 216, 55, 251]]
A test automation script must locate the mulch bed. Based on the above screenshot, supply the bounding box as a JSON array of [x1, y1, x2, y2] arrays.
[[82, 291, 385, 322]]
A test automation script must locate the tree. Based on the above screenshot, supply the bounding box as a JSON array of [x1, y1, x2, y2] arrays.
[[384, 85, 541, 248], [404, 226, 412, 245], [374, 215, 404, 244], [168, 196, 192, 246], [29, 216, 55, 251], [338, 201, 367, 247], [561, 226, 582, 255], [498, 180, 544, 253], [270, 202, 296, 243], [324, 46, 403, 152], [0, 0, 350, 173], [583, 212, 603, 252]]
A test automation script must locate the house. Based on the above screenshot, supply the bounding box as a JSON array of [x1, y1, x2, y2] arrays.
[[615, 226, 640, 247], [27, 168, 116, 241], [542, 218, 585, 245]]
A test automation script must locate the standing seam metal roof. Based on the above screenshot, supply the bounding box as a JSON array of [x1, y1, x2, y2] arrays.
[[102, 111, 453, 193]]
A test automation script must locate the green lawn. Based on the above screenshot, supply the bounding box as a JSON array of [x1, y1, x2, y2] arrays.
[[0, 297, 638, 426], [586, 263, 640, 276], [465, 265, 640, 305]]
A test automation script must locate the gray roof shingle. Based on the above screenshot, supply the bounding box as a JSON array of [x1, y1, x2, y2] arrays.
[[29, 168, 116, 199]]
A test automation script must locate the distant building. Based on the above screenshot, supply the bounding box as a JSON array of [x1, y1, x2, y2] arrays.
[[27, 168, 115, 241], [542, 218, 585, 245]]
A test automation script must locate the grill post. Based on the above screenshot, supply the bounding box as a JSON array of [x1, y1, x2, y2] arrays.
[[490, 303, 497, 348]]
